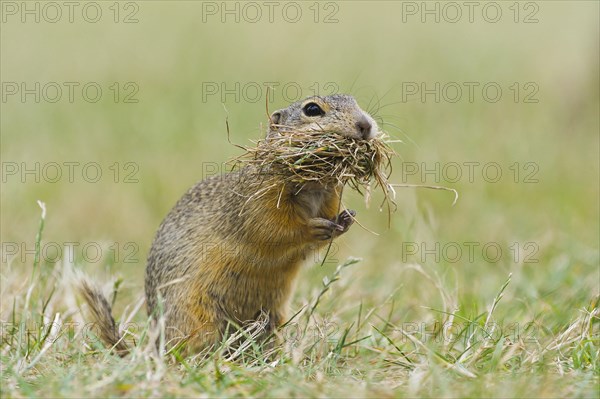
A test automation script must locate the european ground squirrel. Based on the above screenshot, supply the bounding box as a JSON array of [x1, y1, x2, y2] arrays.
[[79, 94, 379, 355]]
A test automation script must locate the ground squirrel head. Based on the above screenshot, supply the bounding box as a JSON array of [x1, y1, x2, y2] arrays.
[[269, 94, 379, 140]]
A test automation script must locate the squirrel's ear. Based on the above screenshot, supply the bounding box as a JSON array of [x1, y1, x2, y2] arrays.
[[269, 109, 286, 126]]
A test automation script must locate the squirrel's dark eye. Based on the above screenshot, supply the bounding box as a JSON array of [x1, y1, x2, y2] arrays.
[[302, 102, 325, 117]]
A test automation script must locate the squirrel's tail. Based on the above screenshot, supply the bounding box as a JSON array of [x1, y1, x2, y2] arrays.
[[78, 277, 129, 356]]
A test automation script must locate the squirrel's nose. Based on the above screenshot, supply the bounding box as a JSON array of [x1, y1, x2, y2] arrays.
[[356, 116, 373, 140]]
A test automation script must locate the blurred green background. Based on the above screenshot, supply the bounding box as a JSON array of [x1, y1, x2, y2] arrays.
[[2, 1, 598, 323]]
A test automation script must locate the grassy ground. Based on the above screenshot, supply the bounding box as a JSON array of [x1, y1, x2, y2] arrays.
[[2, 1, 599, 397]]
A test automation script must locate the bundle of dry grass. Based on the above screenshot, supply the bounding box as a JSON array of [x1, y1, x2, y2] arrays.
[[232, 127, 397, 212]]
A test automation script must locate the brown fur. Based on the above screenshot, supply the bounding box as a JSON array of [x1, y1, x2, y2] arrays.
[[78, 278, 129, 356]]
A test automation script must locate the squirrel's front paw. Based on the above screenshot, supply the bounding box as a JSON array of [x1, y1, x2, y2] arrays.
[[336, 210, 356, 233], [308, 211, 356, 241], [308, 218, 344, 241]]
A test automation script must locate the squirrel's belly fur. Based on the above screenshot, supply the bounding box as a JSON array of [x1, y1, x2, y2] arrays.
[[145, 168, 341, 350]]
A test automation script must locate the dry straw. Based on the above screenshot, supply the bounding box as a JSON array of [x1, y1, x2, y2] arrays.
[[231, 124, 398, 215]]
